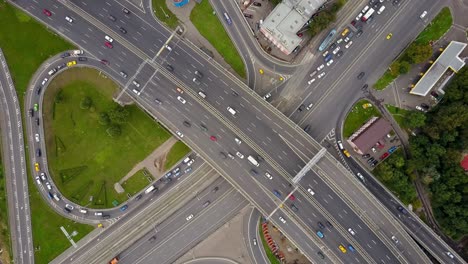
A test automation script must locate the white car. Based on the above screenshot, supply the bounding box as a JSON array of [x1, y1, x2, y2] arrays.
[[35, 133, 40, 142], [348, 228, 356, 235], [253, 238, 257, 246], [355, 13, 363, 21], [187, 159, 195, 167], [263, 93, 272, 100], [234, 137, 242, 145], [318, 72, 326, 78], [132, 80, 140, 88], [177, 96, 186, 104], [65, 204, 74, 210], [104, 35, 113, 43], [345, 41, 353, 49], [322, 50, 329, 57], [309, 70, 317, 77], [316, 64, 325, 71], [165, 45, 172, 51], [356, 172, 365, 182], [416, 105, 426, 112], [236, 152, 244, 159], [420, 11, 427, 19], [186, 214, 193, 221], [332, 46, 341, 54], [279, 216, 286, 224], [40, 172, 46, 181], [65, 16, 73, 23], [336, 38, 343, 44], [132, 89, 141, 96], [391, 235, 399, 244], [176, 131, 183, 138], [45, 182, 52, 190], [326, 59, 334, 66], [306, 103, 313, 110], [265, 172, 272, 180], [446, 251, 454, 259], [41, 78, 48, 86], [35, 176, 41, 185], [307, 188, 315, 195], [307, 78, 316, 85]]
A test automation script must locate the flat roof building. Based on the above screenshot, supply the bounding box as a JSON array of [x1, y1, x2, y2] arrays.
[[260, 0, 326, 55], [347, 117, 393, 155], [410, 41, 467, 96]]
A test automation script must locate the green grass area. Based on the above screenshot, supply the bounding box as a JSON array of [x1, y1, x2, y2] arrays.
[[415, 7, 452, 45], [386, 105, 411, 129], [0, 3, 74, 101], [121, 169, 152, 196], [151, 0, 179, 29], [258, 220, 281, 264], [43, 68, 171, 208], [164, 141, 190, 170], [373, 71, 397, 90], [0, 162, 12, 263], [343, 100, 381, 138], [190, 1, 246, 78]]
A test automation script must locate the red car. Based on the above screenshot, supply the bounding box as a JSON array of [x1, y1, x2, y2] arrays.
[[104, 41, 113, 49], [289, 194, 295, 201], [43, 9, 52, 16], [100, 59, 109, 65], [380, 152, 389, 160], [210, 136, 217, 141]]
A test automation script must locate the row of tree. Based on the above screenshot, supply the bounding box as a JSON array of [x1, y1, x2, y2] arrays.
[[407, 67, 468, 239]]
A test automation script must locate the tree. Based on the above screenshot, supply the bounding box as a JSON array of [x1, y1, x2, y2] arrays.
[[399, 61, 410, 74], [80, 96, 92, 109], [55, 90, 65, 104], [99, 112, 110, 126], [108, 106, 130, 124], [106, 124, 121, 137], [405, 43, 432, 64], [389, 61, 400, 75], [404, 111, 426, 128]]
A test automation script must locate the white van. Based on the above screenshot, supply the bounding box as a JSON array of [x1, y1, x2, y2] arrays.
[[377, 5, 386, 15], [94, 212, 103, 216], [198, 91, 206, 98], [337, 140, 344, 150], [145, 185, 156, 194], [227, 106, 237, 115], [247, 155, 259, 167]]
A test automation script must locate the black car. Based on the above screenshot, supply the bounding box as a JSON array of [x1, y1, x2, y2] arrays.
[[357, 72, 365, 80], [165, 64, 174, 72], [36, 118, 40, 126], [36, 86, 42, 95], [318, 222, 325, 229], [61, 52, 70, 58], [326, 221, 333, 228], [183, 121, 191, 127], [244, 13, 253, 19], [119, 27, 127, 34], [212, 186, 219, 193], [64, 208, 71, 213], [36, 149, 41, 157], [362, 153, 370, 159], [257, 155, 264, 162], [29, 109, 34, 117], [297, 104, 305, 112], [317, 251, 325, 259], [108, 14, 116, 21], [252, 2, 261, 6], [154, 98, 162, 105], [135, 194, 143, 200], [304, 125, 311, 132], [421, 103, 430, 110], [291, 204, 299, 212], [102, 214, 110, 219], [397, 206, 408, 214], [219, 152, 227, 159], [200, 124, 208, 131], [329, 43, 337, 50], [392, 0, 401, 6], [362, 84, 368, 90], [78, 57, 87, 61], [367, 157, 375, 164], [371, 160, 378, 167], [231, 90, 239, 97], [148, 235, 157, 242], [336, 50, 344, 57], [430, 91, 439, 98], [195, 70, 203, 79], [250, 169, 258, 176]]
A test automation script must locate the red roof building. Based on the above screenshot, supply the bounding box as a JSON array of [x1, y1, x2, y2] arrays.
[[461, 155, 468, 171]]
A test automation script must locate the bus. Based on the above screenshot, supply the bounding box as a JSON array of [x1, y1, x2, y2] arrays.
[[318, 29, 336, 51], [361, 8, 375, 22]]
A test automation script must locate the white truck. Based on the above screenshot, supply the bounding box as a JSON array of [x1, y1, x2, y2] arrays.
[[247, 155, 259, 167]]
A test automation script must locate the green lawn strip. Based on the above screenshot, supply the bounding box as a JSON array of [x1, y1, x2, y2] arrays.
[[43, 68, 170, 208], [190, 1, 246, 78], [164, 141, 190, 170], [373, 71, 397, 90], [385, 105, 411, 130], [258, 220, 281, 264], [0, 3, 74, 102], [121, 169, 152, 196], [343, 100, 381, 138], [415, 7, 452, 45], [151, 0, 179, 29], [0, 162, 12, 263]]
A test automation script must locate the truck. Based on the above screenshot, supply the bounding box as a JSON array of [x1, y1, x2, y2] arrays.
[[247, 155, 259, 167], [361, 8, 375, 22]]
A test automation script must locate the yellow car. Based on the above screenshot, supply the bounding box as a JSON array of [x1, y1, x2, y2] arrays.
[[339, 244, 347, 253], [34, 162, 40, 172], [386, 33, 393, 40], [259, 69, 264, 74], [343, 150, 351, 158], [67, 60, 77, 67]]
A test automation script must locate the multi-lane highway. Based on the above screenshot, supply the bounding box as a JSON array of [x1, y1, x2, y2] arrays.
[[6, 0, 466, 263]]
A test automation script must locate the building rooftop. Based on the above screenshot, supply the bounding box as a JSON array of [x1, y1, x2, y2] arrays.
[[350, 118, 392, 154], [260, 0, 325, 54], [461, 155, 468, 171], [410, 41, 467, 96]]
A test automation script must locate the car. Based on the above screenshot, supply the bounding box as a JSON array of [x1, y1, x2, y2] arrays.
[[351, 20, 356, 26], [61, 52, 70, 58], [397, 205, 408, 214], [356, 172, 365, 182], [187, 159, 195, 167], [367, 157, 375, 164], [182, 121, 191, 127], [135, 194, 143, 200], [273, 190, 281, 197], [348, 228, 356, 235], [33, 103, 39, 112], [392, 0, 401, 6], [388, 146, 397, 153], [279, 216, 286, 223], [348, 245, 356, 252], [231, 90, 239, 97], [306, 103, 313, 110], [78, 57, 87, 62], [66, 60, 76, 67], [317, 251, 325, 259], [386, 33, 393, 40], [35, 134, 40, 142], [265, 172, 272, 180], [356, 30, 363, 37], [309, 70, 317, 77], [165, 45, 173, 51], [197, 90, 206, 98], [326, 59, 334, 66], [40, 172, 46, 181], [65, 203, 74, 210], [420, 103, 430, 110], [336, 50, 344, 57], [322, 50, 329, 57], [35, 176, 41, 185], [380, 152, 389, 160], [100, 59, 109, 65], [430, 91, 440, 99], [244, 13, 253, 19], [362, 153, 370, 159], [416, 105, 427, 112], [253, 238, 257, 245], [186, 214, 194, 221], [297, 104, 305, 112], [200, 124, 208, 132], [250, 169, 258, 176], [420, 11, 428, 19], [105, 41, 113, 48], [122, 8, 130, 14], [212, 186, 219, 193], [252, 2, 261, 6], [446, 251, 454, 259], [105, 35, 113, 43], [194, 70, 203, 79], [177, 96, 186, 104], [316, 64, 325, 71], [326, 221, 333, 228], [307, 188, 315, 195], [355, 13, 363, 21], [332, 46, 341, 55], [64, 208, 72, 213], [345, 41, 353, 49], [290, 204, 299, 212], [148, 235, 157, 242], [304, 125, 311, 133], [339, 244, 347, 253], [236, 152, 244, 159], [289, 194, 295, 201], [316, 230, 324, 238], [318, 222, 325, 229], [297, 32, 303, 37], [176, 87, 184, 94], [108, 14, 116, 21], [329, 43, 337, 50], [210, 135, 217, 141], [45, 182, 52, 190], [176, 131, 183, 138], [324, 54, 332, 62], [371, 160, 378, 167], [119, 27, 127, 34], [336, 38, 343, 44], [318, 72, 326, 78], [41, 78, 48, 86], [391, 235, 399, 244], [307, 78, 316, 85], [43, 9, 52, 16], [263, 93, 271, 100], [132, 89, 141, 95], [64, 16, 74, 23], [185, 167, 193, 173], [173, 167, 181, 174], [357, 72, 365, 79], [120, 205, 128, 212], [192, 78, 201, 85], [165, 64, 174, 71], [234, 137, 242, 145]]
